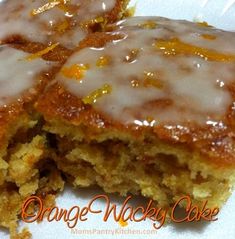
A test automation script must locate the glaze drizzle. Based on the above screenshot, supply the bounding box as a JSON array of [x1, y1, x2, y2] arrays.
[[0, 45, 52, 106], [0, 0, 116, 48], [58, 17, 235, 126]]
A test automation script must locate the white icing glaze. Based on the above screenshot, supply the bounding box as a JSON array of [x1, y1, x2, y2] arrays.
[[58, 17, 235, 126], [116, 17, 235, 54], [0, 46, 52, 107], [0, 0, 116, 48]]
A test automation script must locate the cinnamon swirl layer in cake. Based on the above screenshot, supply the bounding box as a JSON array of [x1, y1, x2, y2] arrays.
[[0, 0, 130, 49], [37, 17, 235, 210]]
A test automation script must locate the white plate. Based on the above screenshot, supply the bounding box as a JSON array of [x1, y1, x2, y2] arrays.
[[1, 0, 235, 238], [133, 0, 235, 31]]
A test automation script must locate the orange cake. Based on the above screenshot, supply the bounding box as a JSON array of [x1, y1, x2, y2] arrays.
[[36, 17, 235, 212], [0, 0, 129, 48], [0, 0, 129, 238], [0, 43, 67, 238], [1, 1, 235, 238]]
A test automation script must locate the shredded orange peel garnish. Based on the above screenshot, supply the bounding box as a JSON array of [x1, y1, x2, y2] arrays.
[[31, 0, 70, 16], [61, 64, 90, 80], [197, 21, 211, 27], [154, 38, 235, 62], [82, 84, 112, 105], [25, 43, 59, 61], [119, 218, 128, 227]]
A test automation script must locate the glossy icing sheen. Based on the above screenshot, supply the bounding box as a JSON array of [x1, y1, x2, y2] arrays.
[[59, 17, 235, 126], [0, 46, 51, 107], [0, 0, 116, 48]]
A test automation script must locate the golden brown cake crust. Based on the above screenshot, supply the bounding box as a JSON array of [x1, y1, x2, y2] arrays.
[[36, 82, 235, 167], [36, 31, 235, 167]]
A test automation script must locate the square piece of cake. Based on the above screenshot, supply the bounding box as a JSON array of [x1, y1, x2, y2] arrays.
[[37, 16, 235, 210]]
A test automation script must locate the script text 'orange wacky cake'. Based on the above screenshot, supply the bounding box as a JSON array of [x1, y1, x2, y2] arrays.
[[1, 1, 235, 239]]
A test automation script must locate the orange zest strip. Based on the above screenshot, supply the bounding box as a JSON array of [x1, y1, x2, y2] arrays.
[[61, 64, 89, 80], [82, 84, 112, 105], [31, 0, 70, 16], [31, 1, 61, 16], [25, 43, 59, 61], [197, 21, 211, 27], [119, 218, 128, 227], [154, 38, 235, 62]]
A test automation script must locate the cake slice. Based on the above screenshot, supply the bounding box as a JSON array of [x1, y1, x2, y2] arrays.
[[0, 0, 130, 49], [0, 1, 131, 237], [0, 44, 67, 237], [37, 16, 235, 210]]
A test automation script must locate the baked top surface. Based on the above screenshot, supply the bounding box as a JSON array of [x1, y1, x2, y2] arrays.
[[37, 16, 235, 166], [0, 0, 126, 143], [0, 0, 120, 48]]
